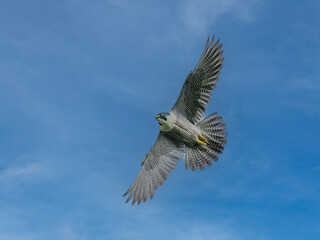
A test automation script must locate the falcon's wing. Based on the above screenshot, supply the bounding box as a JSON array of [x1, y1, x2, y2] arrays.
[[123, 133, 184, 205], [172, 35, 224, 124]]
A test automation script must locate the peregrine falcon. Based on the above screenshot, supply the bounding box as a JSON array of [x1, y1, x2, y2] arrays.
[[123, 35, 226, 205]]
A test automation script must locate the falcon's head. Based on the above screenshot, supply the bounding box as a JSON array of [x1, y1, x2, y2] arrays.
[[155, 112, 169, 125], [155, 112, 174, 132]]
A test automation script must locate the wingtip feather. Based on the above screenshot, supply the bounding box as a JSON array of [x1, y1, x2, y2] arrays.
[[209, 35, 215, 46], [206, 36, 210, 46], [123, 189, 130, 197]]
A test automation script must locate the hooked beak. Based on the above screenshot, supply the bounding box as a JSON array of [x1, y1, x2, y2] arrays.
[[156, 114, 167, 121], [155, 114, 163, 125]]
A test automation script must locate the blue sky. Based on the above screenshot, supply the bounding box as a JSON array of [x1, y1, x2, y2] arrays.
[[0, 0, 319, 239]]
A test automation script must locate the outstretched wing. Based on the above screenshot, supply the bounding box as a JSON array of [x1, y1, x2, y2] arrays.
[[172, 35, 224, 124], [123, 133, 184, 205]]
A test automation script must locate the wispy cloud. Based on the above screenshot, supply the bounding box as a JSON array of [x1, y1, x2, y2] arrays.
[[180, 0, 264, 32], [0, 156, 57, 194], [0, 162, 47, 179], [174, 221, 243, 240], [105, 214, 263, 240], [287, 63, 320, 92], [59, 225, 79, 240]]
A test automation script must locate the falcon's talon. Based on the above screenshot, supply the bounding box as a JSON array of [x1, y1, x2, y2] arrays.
[[198, 134, 208, 143], [197, 139, 207, 146]]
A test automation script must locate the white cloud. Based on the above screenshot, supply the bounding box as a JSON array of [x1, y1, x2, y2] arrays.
[[0, 162, 46, 179], [60, 225, 79, 240], [0, 156, 58, 194], [181, 0, 264, 32], [287, 64, 320, 92], [0, 234, 37, 240], [175, 222, 241, 240], [105, 215, 263, 240]]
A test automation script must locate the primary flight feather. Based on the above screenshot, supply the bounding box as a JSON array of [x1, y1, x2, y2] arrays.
[[123, 35, 227, 205]]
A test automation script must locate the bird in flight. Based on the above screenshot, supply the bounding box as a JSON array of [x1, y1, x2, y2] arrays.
[[123, 35, 226, 205]]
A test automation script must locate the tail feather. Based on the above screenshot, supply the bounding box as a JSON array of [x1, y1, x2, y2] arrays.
[[185, 113, 226, 171]]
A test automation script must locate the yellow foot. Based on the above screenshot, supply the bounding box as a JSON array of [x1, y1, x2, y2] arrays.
[[197, 134, 208, 145], [199, 134, 208, 143], [197, 140, 206, 145]]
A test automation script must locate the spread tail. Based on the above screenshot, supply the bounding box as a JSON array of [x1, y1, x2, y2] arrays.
[[185, 113, 227, 171]]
